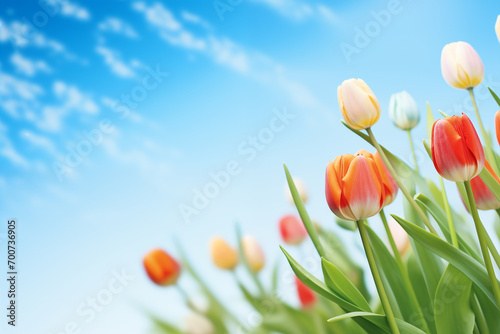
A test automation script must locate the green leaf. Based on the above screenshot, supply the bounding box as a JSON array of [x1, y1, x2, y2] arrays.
[[284, 164, 326, 259], [391, 214, 500, 310], [488, 87, 500, 108], [434, 265, 474, 334], [407, 254, 436, 333], [328, 312, 428, 334], [321, 258, 371, 312]]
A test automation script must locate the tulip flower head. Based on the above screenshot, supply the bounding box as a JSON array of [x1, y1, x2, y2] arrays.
[[337, 78, 381, 130], [242, 235, 265, 273], [495, 110, 500, 147], [284, 177, 308, 205], [496, 15, 500, 44], [441, 41, 484, 89], [210, 237, 239, 270], [143, 249, 181, 286], [373, 151, 398, 206], [183, 312, 215, 334], [468, 160, 500, 211], [431, 113, 484, 182], [278, 214, 307, 245], [389, 219, 410, 256], [325, 152, 385, 221], [388, 91, 420, 131], [295, 276, 316, 309]]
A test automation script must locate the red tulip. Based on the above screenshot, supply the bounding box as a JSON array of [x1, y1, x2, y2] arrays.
[[325, 152, 385, 221], [468, 160, 500, 210], [143, 249, 181, 286], [358, 150, 398, 206], [295, 276, 316, 308], [279, 215, 307, 245], [495, 110, 500, 147], [431, 113, 484, 182]]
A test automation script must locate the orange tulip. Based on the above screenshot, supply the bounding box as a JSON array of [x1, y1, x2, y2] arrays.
[[468, 160, 500, 210], [358, 149, 398, 206], [325, 152, 385, 221], [279, 215, 307, 245], [210, 237, 239, 270], [431, 113, 484, 182], [143, 249, 181, 286], [495, 110, 500, 147], [295, 276, 316, 308]]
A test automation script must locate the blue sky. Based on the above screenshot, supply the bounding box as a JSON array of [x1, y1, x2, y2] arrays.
[[2, 0, 500, 333]]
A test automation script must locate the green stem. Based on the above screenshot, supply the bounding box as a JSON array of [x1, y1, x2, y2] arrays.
[[468, 88, 500, 175], [471, 294, 490, 334], [357, 220, 400, 334], [407, 130, 419, 173], [464, 180, 500, 308], [439, 176, 458, 247], [379, 210, 429, 333], [176, 284, 198, 313], [366, 127, 438, 236]]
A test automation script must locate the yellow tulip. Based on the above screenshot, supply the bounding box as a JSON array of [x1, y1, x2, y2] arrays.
[[441, 41, 484, 89], [242, 235, 265, 273], [337, 78, 381, 130], [210, 237, 238, 270]]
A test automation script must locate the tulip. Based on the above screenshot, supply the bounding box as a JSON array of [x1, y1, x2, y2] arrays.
[[242, 235, 265, 272], [468, 160, 500, 210], [284, 177, 308, 205], [337, 78, 381, 130], [441, 41, 484, 89], [325, 152, 385, 221], [388, 91, 420, 131], [295, 276, 316, 308], [143, 249, 181, 286], [496, 15, 500, 43], [183, 312, 215, 334], [495, 110, 500, 147], [371, 150, 398, 206], [210, 237, 239, 270], [389, 219, 410, 256], [278, 214, 307, 245], [431, 113, 484, 182]]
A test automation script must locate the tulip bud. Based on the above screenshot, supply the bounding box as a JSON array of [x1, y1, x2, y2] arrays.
[[431, 113, 484, 182], [468, 160, 500, 210], [496, 15, 500, 44], [337, 78, 381, 130], [441, 41, 484, 89], [284, 177, 308, 205], [210, 237, 239, 270], [279, 214, 307, 245], [242, 235, 265, 273], [389, 219, 410, 256], [325, 152, 385, 221], [143, 249, 181, 286], [183, 312, 215, 334], [388, 91, 420, 131], [295, 276, 316, 308], [495, 110, 500, 147]]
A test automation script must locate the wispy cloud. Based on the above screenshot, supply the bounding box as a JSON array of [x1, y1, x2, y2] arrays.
[[20, 130, 58, 156], [249, 0, 337, 23], [10, 52, 52, 76], [95, 45, 137, 78], [98, 17, 139, 39], [60, 0, 91, 21]]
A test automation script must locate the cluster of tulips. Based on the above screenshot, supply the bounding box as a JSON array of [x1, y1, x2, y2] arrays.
[[142, 17, 500, 334]]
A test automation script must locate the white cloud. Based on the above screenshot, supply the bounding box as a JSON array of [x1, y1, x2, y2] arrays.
[[20, 130, 57, 155], [0, 72, 44, 100], [98, 17, 139, 39], [10, 52, 52, 76], [60, 1, 91, 21], [181, 11, 211, 29], [96, 45, 136, 78], [249, 0, 313, 20]]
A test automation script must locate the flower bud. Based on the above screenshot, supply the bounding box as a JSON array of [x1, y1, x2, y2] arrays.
[[431, 113, 484, 182], [337, 78, 381, 130], [388, 91, 420, 130], [468, 160, 500, 211], [143, 249, 181, 286], [295, 276, 316, 308], [495, 110, 500, 147], [278, 214, 307, 245], [210, 237, 238, 270], [389, 219, 410, 256], [284, 177, 308, 205], [496, 15, 500, 44], [441, 41, 484, 89], [242, 235, 265, 273], [325, 152, 385, 221], [183, 312, 215, 334]]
